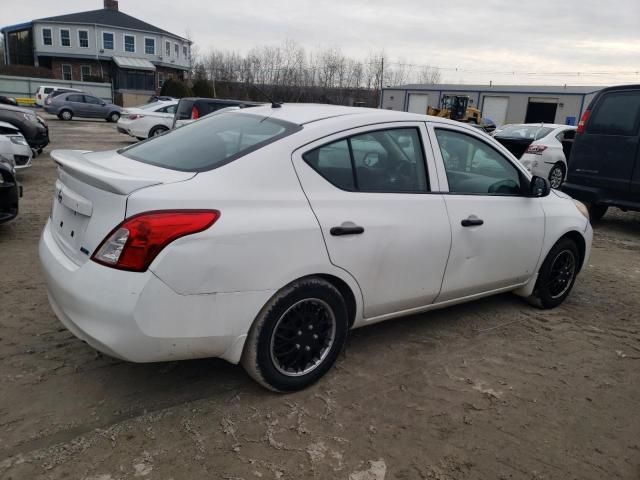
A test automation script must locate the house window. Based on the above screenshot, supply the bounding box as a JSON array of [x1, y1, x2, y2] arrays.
[[103, 32, 114, 50], [158, 71, 165, 88], [124, 34, 135, 53], [183, 45, 188, 59], [62, 64, 72, 80], [78, 30, 89, 48], [80, 65, 91, 81], [174, 43, 179, 59], [144, 38, 155, 55], [42, 28, 52, 46], [60, 29, 71, 47], [165, 41, 171, 56]]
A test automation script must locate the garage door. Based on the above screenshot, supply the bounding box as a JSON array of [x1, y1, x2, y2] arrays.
[[482, 96, 509, 126], [407, 93, 429, 114]]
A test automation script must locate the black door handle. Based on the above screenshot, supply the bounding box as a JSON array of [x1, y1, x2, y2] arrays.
[[330, 225, 365, 236], [461, 217, 484, 227]]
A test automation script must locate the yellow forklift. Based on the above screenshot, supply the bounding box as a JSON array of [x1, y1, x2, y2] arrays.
[[427, 95, 482, 124]]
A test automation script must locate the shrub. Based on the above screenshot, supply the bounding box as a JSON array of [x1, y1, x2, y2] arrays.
[[160, 78, 193, 98], [191, 79, 215, 98]]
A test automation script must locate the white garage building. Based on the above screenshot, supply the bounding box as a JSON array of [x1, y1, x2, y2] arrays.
[[381, 84, 602, 127]]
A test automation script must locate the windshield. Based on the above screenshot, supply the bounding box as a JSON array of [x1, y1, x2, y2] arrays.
[[121, 112, 301, 172], [495, 125, 553, 140]]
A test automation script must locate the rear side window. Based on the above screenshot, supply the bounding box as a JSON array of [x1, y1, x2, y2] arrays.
[[587, 91, 640, 136], [44, 87, 54, 94], [121, 112, 300, 172], [303, 128, 429, 193], [66, 94, 84, 102]]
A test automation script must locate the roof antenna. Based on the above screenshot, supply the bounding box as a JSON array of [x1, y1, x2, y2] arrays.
[[252, 84, 281, 108]]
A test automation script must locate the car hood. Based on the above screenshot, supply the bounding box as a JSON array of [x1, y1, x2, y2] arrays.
[[0, 104, 34, 115]]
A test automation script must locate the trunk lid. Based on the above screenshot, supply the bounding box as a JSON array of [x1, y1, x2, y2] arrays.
[[50, 149, 196, 265]]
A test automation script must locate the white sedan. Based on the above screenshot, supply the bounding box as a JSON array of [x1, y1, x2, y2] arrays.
[[493, 123, 577, 189], [0, 121, 33, 169], [39, 105, 592, 391], [116, 100, 178, 140]]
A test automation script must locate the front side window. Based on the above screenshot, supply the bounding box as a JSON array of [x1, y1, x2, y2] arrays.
[[435, 129, 523, 195], [84, 95, 102, 105], [304, 128, 428, 193], [60, 29, 71, 47], [78, 30, 89, 48], [80, 65, 91, 81], [62, 64, 72, 80], [165, 41, 171, 56], [587, 91, 640, 136], [103, 32, 114, 50], [42, 28, 52, 46], [124, 34, 135, 53], [121, 113, 300, 172], [145, 38, 155, 55]]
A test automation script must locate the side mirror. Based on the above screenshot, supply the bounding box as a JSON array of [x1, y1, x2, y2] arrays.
[[530, 175, 551, 197]]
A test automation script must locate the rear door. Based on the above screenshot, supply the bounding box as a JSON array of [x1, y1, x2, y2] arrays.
[[65, 94, 86, 115], [429, 123, 545, 301], [292, 122, 452, 319], [571, 89, 640, 194], [83, 95, 105, 118]]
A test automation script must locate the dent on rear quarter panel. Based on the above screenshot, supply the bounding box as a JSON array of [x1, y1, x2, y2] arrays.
[[126, 141, 334, 295]]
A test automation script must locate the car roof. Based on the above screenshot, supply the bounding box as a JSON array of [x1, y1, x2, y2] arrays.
[[235, 103, 467, 127]]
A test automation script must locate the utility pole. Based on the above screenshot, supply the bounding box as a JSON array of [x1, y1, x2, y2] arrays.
[[378, 56, 384, 108]]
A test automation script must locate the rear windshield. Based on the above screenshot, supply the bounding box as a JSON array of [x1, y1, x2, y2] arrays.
[[495, 125, 553, 140], [121, 112, 301, 172]]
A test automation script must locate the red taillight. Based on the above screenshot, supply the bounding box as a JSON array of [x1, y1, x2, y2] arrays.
[[576, 109, 590, 134], [128, 114, 142, 120], [525, 144, 547, 155], [191, 106, 200, 120], [92, 210, 220, 272]]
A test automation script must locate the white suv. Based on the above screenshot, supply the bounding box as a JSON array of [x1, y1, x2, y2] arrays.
[[34, 86, 81, 107], [40, 105, 592, 391]]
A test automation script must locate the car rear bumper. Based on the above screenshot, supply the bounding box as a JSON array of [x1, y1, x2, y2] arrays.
[[39, 219, 272, 363]]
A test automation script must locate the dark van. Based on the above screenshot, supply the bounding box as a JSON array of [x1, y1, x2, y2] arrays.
[[562, 84, 640, 220], [172, 98, 262, 129]]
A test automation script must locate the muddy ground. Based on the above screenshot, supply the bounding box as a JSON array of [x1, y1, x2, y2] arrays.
[[0, 113, 639, 480]]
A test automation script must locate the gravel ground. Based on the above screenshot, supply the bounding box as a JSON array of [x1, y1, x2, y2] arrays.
[[0, 113, 639, 480]]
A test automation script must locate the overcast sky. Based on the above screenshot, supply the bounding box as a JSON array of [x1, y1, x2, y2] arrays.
[[5, 0, 640, 86]]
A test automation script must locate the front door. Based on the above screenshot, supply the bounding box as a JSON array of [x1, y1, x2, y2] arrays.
[[82, 95, 105, 118], [292, 123, 452, 319], [429, 124, 545, 301]]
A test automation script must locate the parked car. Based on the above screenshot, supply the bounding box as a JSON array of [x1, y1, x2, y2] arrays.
[[0, 121, 33, 169], [0, 104, 49, 151], [40, 105, 592, 392], [172, 97, 262, 129], [35, 86, 81, 107], [43, 88, 85, 107], [45, 92, 122, 122], [494, 124, 576, 189], [0, 154, 20, 224], [563, 84, 640, 220], [0, 96, 18, 106], [117, 100, 179, 140]]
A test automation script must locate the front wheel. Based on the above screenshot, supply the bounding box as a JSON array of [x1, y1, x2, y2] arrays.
[[528, 238, 580, 309], [548, 163, 565, 189], [241, 277, 348, 392]]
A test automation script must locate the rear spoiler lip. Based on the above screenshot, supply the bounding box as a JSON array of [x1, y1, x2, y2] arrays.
[[51, 149, 194, 195]]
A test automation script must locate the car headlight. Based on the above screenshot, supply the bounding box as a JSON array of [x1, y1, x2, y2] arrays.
[[574, 200, 589, 220], [9, 135, 28, 146], [22, 112, 36, 122]]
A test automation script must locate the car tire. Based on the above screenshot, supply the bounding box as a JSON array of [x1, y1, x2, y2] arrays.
[[528, 238, 580, 309], [588, 204, 608, 222], [241, 277, 349, 392], [149, 125, 168, 138], [548, 163, 565, 189], [59, 110, 72, 121], [108, 112, 120, 123]]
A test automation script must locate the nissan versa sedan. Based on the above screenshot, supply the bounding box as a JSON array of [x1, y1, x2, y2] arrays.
[[39, 105, 592, 392]]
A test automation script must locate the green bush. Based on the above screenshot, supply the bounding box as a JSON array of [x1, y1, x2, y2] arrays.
[[191, 79, 215, 98], [160, 78, 193, 98]]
